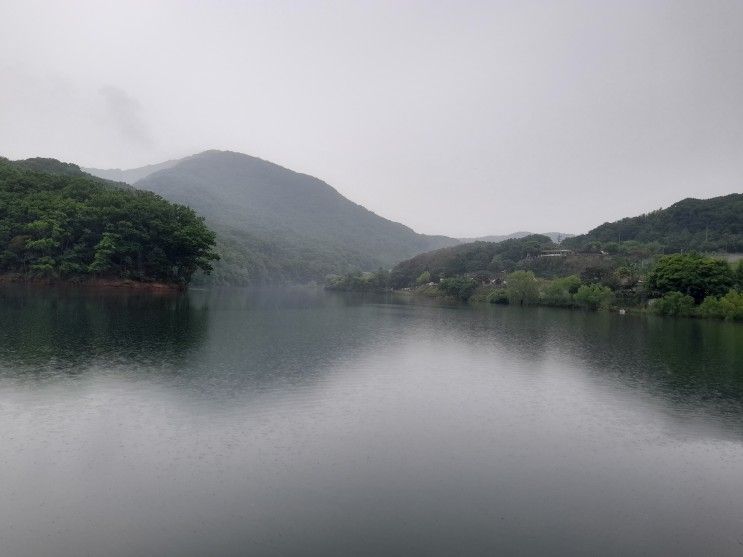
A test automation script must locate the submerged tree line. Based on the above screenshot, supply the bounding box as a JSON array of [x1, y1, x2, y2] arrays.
[[326, 235, 743, 321], [0, 158, 218, 284]]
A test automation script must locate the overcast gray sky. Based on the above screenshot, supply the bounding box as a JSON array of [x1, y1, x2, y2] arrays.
[[1, 0, 742, 236]]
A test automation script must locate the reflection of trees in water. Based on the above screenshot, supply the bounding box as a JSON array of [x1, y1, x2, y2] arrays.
[[429, 302, 741, 408], [449, 305, 743, 432], [501, 306, 743, 405], [181, 288, 400, 392], [639, 317, 743, 409], [2, 286, 740, 414], [0, 287, 209, 372], [0, 287, 401, 395]]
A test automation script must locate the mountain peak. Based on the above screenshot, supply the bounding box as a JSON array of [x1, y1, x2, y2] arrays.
[[121, 151, 458, 285]]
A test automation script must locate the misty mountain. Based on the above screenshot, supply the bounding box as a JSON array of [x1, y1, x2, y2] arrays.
[[459, 231, 573, 244], [562, 194, 743, 253], [84, 159, 180, 184], [90, 150, 458, 285]]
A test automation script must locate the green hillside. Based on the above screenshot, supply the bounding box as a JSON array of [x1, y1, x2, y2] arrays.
[[389, 235, 554, 287], [131, 150, 458, 285], [0, 157, 217, 284], [563, 194, 743, 253]]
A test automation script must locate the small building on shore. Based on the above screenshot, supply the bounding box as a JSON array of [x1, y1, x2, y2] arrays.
[[539, 249, 574, 257]]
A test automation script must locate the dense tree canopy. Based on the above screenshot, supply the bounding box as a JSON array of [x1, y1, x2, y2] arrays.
[[505, 270, 540, 306], [390, 235, 553, 287], [0, 158, 218, 284], [563, 194, 743, 253], [645, 253, 733, 303]]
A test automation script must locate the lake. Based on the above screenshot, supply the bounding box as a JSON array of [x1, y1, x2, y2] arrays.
[[0, 286, 741, 556]]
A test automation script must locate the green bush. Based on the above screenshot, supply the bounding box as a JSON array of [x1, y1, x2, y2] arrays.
[[439, 277, 478, 301], [487, 289, 509, 304], [719, 290, 743, 321], [696, 296, 725, 319], [696, 290, 743, 320], [505, 270, 540, 306], [652, 291, 695, 317], [416, 271, 432, 285], [574, 284, 613, 310], [734, 261, 743, 290], [325, 268, 391, 292], [541, 275, 581, 306]]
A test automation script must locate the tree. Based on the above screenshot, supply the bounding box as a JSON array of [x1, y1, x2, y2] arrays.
[[439, 277, 478, 301], [542, 275, 581, 306], [697, 290, 743, 321], [652, 291, 695, 317], [696, 296, 725, 319], [505, 271, 539, 306], [487, 289, 509, 304], [0, 158, 218, 284], [88, 232, 120, 274], [646, 253, 733, 303], [612, 265, 639, 288], [719, 290, 743, 321], [734, 260, 743, 290], [416, 271, 431, 286], [580, 265, 613, 286], [603, 241, 620, 254], [372, 268, 391, 289], [574, 284, 613, 310]]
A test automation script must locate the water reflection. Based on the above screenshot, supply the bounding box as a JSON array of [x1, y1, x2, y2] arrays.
[[0, 287, 742, 557], [0, 287, 741, 412], [0, 286, 209, 373]]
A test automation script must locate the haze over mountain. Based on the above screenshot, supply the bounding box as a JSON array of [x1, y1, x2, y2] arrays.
[[91, 150, 458, 285], [459, 231, 573, 244], [83, 159, 180, 184]]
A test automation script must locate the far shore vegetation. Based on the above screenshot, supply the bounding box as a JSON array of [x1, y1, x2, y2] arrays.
[[326, 235, 743, 322]]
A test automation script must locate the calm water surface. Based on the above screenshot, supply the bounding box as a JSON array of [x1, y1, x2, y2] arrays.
[[0, 287, 742, 556]]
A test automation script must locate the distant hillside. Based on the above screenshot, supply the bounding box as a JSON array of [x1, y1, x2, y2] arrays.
[[459, 231, 573, 244], [122, 150, 457, 285], [84, 159, 180, 184], [390, 235, 554, 287], [563, 194, 743, 253]]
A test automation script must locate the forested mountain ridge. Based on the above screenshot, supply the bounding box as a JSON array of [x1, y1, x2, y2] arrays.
[[16, 157, 94, 178], [389, 235, 554, 287], [563, 194, 743, 253], [0, 157, 217, 284], [128, 150, 458, 285]]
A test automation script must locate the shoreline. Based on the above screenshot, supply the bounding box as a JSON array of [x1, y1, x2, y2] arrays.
[[0, 274, 185, 292], [328, 284, 743, 323]]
